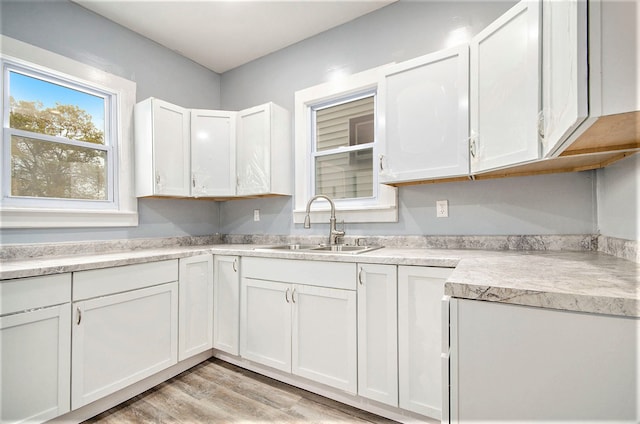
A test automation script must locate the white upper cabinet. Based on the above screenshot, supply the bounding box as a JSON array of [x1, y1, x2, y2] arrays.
[[541, 0, 588, 157], [190, 110, 237, 197], [136, 99, 291, 199], [470, 0, 541, 173], [236, 102, 291, 196], [379, 45, 470, 183], [135, 98, 191, 197]]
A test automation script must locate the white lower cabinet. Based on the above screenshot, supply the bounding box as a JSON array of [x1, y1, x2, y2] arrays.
[[240, 278, 292, 371], [356, 264, 398, 406], [179, 254, 214, 360], [292, 284, 357, 393], [449, 298, 640, 422], [213, 255, 240, 355], [240, 257, 357, 393], [71, 261, 179, 409], [398, 266, 452, 420], [1, 274, 71, 424]]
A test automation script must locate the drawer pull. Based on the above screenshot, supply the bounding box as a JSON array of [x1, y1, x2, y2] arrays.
[[232, 258, 238, 272], [358, 267, 364, 285], [77, 307, 82, 325], [291, 288, 296, 303], [285, 288, 290, 303]]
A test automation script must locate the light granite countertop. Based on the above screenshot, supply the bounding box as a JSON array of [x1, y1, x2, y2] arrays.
[[1, 244, 638, 318]]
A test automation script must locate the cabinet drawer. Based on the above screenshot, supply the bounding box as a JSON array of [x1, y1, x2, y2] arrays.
[[73, 260, 178, 301], [242, 257, 356, 290], [1, 273, 71, 316]]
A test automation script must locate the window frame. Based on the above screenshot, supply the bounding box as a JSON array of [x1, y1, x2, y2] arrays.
[[0, 35, 138, 228], [3, 63, 117, 209], [293, 65, 398, 224]]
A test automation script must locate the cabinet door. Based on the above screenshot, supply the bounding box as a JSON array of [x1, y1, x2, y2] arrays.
[[151, 99, 190, 196], [541, 0, 588, 157], [356, 264, 398, 406], [236, 104, 271, 196], [380, 45, 469, 183], [450, 299, 640, 422], [1, 304, 71, 424], [292, 284, 357, 394], [179, 254, 213, 361], [240, 278, 291, 372], [71, 282, 178, 409], [213, 255, 240, 355], [470, 0, 541, 173], [191, 110, 236, 196], [398, 266, 452, 419]]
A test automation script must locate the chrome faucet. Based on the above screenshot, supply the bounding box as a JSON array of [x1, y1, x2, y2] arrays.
[[303, 194, 345, 245]]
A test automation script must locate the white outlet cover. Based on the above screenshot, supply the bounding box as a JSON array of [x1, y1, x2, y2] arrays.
[[436, 200, 448, 218]]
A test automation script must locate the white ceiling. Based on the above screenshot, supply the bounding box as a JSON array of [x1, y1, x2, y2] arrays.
[[73, 0, 396, 74]]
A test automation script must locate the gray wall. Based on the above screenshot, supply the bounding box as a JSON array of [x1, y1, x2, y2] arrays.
[[597, 155, 640, 241], [219, 0, 598, 237], [1, 0, 222, 244], [1, 0, 621, 243]]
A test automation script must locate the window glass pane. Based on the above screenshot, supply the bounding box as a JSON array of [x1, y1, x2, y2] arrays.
[[11, 135, 107, 200], [315, 148, 373, 199], [9, 71, 105, 145], [316, 96, 374, 151]]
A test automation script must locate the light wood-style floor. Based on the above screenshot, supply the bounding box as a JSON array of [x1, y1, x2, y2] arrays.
[[85, 358, 396, 423]]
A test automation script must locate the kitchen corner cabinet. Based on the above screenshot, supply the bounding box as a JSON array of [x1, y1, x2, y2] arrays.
[[1, 274, 71, 424], [236, 102, 291, 196], [135, 98, 191, 197], [356, 264, 398, 406], [398, 266, 452, 420], [71, 261, 179, 409], [179, 254, 214, 361], [190, 109, 237, 196], [449, 298, 640, 422], [240, 257, 357, 393], [470, 0, 541, 173], [213, 255, 240, 355], [379, 45, 470, 183]]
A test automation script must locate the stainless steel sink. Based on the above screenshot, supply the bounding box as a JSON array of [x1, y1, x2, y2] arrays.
[[255, 244, 383, 254], [255, 244, 322, 251], [308, 245, 383, 254]]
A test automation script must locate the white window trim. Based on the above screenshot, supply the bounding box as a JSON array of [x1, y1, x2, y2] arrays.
[[293, 65, 398, 224], [0, 35, 138, 228]]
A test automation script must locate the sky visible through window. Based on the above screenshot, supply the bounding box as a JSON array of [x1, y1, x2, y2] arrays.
[[10, 71, 105, 133]]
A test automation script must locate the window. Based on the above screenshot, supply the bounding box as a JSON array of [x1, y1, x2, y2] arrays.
[[1, 35, 137, 228], [312, 94, 375, 200], [5, 66, 113, 206], [294, 66, 397, 224]]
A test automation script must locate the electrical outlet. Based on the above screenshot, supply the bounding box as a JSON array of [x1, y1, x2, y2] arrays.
[[253, 209, 260, 221], [436, 200, 448, 218]]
